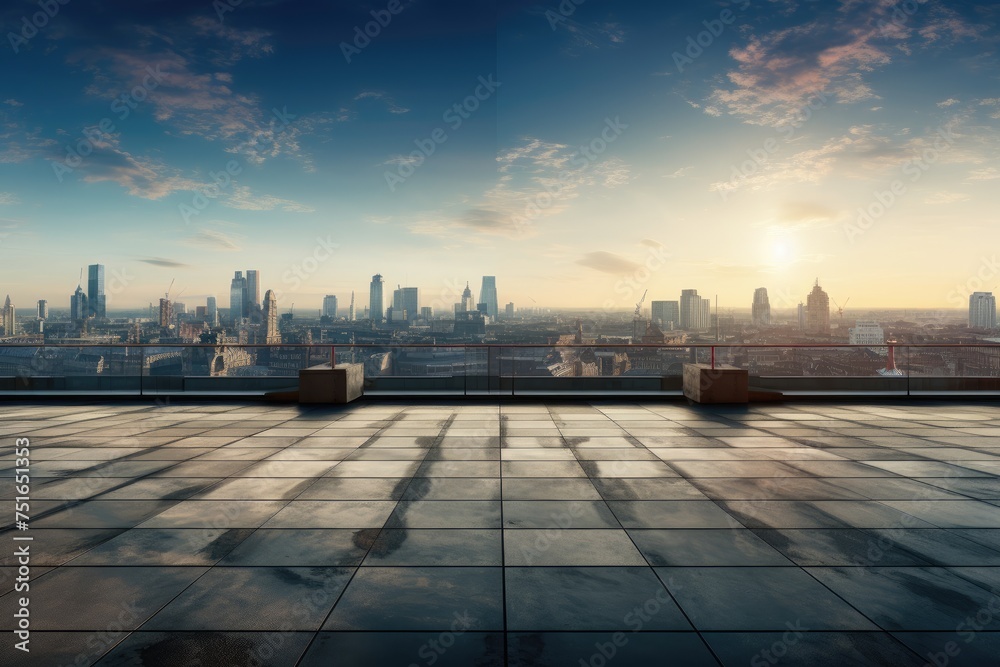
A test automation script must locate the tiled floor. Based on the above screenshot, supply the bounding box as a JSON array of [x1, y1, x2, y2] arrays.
[[1, 400, 1000, 666]]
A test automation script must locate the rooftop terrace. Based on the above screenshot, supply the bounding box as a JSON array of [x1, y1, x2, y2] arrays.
[[2, 399, 1000, 666]]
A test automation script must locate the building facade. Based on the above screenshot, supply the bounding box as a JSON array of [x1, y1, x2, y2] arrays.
[[651, 300, 680, 329], [323, 295, 339, 319], [370, 274, 385, 322], [969, 292, 997, 329], [849, 321, 885, 345], [480, 276, 499, 319], [806, 280, 830, 334], [752, 287, 771, 326], [87, 264, 106, 319]]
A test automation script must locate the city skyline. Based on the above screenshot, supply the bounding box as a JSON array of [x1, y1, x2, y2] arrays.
[[1, 1, 999, 309]]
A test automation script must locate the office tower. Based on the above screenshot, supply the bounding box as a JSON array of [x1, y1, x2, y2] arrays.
[[206, 296, 218, 327], [173, 302, 187, 315], [651, 301, 680, 329], [679, 289, 709, 330], [806, 279, 831, 334], [480, 276, 499, 319], [969, 292, 997, 329], [71, 286, 88, 322], [392, 286, 419, 322], [87, 264, 106, 319], [420, 306, 432, 321], [196, 306, 207, 318], [2, 296, 14, 335], [370, 274, 384, 322], [158, 298, 172, 328], [36, 300, 48, 320], [752, 288, 771, 326], [505, 302, 514, 319], [849, 321, 885, 345], [797, 302, 805, 330], [230, 271, 247, 322], [263, 290, 281, 344], [246, 270, 261, 321], [476, 302, 488, 315], [349, 291, 355, 321], [461, 283, 475, 312], [323, 295, 339, 319]]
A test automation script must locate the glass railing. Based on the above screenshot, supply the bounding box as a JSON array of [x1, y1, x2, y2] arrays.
[[0, 343, 998, 396]]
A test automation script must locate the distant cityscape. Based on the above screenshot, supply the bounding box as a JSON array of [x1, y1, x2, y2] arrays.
[[0, 264, 997, 380]]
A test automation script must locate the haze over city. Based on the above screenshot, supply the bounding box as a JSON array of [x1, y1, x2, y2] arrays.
[[1, 0, 998, 311]]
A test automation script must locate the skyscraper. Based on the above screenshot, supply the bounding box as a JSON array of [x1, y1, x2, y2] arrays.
[[349, 291, 355, 321], [323, 295, 339, 319], [969, 292, 997, 329], [679, 289, 709, 330], [479, 276, 499, 319], [87, 264, 106, 319], [2, 295, 14, 335], [263, 290, 281, 344], [370, 275, 384, 322], [505, 302, 514, 319], [461, 283, 475, 312], [806, 279, 831, 334], [36, 300, 48, 320], [158, 297, 172, 328], [651, 301, 679, 329], [206, 296, 218, 327], [393, 286, 419, 322], [71, 285, 87, 322], [245, 269, 261, 321], [752, 288, 771, 326], [230, 271, 247, 323]]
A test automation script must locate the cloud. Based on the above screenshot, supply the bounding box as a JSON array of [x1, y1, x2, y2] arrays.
[[190, 16, 274, 67], [0, 193, 19, 205], [937, 98, 961, 107], [703, 1, 982, 126], [968, 167, 1000, 181], [663, 167, 693, 179], [139, 257, 189, 268], [224, 185, 315, 213], [924, 191, 970, 204], [354, 91, 410, 115], [3, 99, 22, 107], [185, 228, 243, 252], [576, 251, 641, 274]]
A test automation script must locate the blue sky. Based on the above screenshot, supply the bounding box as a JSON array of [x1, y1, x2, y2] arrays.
[[1, 0, 999, 313]]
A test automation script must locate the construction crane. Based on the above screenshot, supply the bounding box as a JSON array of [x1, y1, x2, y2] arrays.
[[165, 278, 175, 302], [634, 289, 648, 319], [832, 296, 850, 320]]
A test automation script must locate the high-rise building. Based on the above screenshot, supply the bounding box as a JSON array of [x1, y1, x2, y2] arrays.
[[245, 270, 261, 321], [2, 295, 14, 335], [679, 289, 709, 330], [370, 274, 385, 322], [505, 302, 514, 319], [420, 306, 433, 321], [230, 271, 247, 323], [71, 286, 88, 322], [969, 292, 997, 329], [323, 295, 339, 319], [263, 289, 281, 344], [173, 302, 187, 315], [87, 264, 106, 319], [651, 301, 680, 329], [479, 276, 499, 319], [461, 283, 475, 312], [349, 291, 356, 321], [752, 288, 771, 326], [392, 286, 419, 322], [36, 300, 48, 320], [206, 296, 218, 327], [806, 279, 831, 334], [797, 302, 805, 330], [849, 321, 885, 345], [158, 298, 172, 328]]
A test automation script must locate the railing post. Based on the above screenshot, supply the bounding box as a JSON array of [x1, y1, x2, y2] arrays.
[[330, 345, 336, 368], [711, 346, 715, 370]]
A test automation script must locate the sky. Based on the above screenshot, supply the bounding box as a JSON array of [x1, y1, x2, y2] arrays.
[[1, 0, 998, 314]]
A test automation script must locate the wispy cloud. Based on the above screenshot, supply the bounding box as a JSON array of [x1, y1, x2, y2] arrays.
[[354, 91, 410, 115], [0, 193, 19, 205], [185, 228, 243, 252], [139, 257, 189, 268], [576, 251, 641, 274], [224, 185, 315, 213]]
